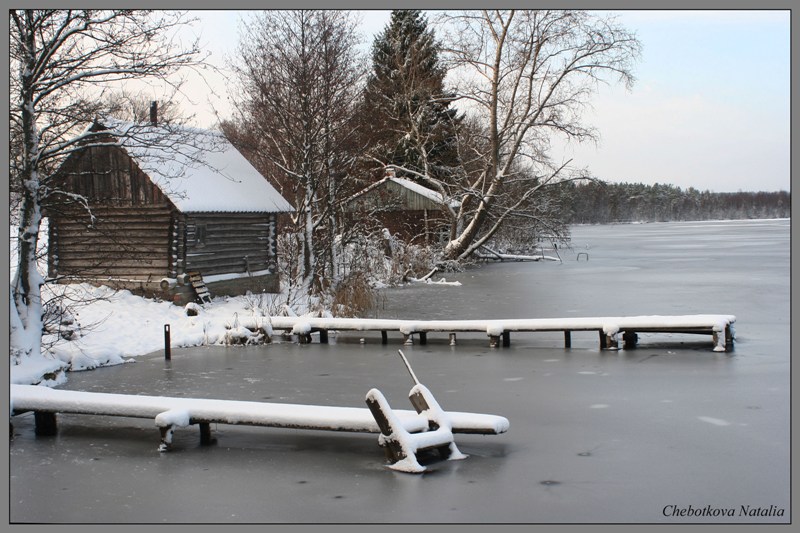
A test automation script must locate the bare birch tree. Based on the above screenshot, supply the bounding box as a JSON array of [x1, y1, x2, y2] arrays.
[[9, 9, 204, 364], [228, 10, 363, 293], [428, 10, 641, 260]]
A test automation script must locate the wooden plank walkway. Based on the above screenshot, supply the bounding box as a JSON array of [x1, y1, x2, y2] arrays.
[[270, 314, 736, 352]]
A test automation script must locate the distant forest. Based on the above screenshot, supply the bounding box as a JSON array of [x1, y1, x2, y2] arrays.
[[555, 181, 790, 224]]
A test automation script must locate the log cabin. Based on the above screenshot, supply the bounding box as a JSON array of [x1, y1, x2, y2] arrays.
[[46, 114, 293, 305], [344, 171, 456, 245]]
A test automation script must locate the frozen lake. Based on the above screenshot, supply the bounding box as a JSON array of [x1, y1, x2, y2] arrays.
[[9, 219, 791, 524]]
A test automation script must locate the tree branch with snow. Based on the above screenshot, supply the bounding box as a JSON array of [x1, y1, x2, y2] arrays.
[[9, 9, 206, 365]]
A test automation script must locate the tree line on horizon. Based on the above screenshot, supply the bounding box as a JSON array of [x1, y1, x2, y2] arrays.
[[552, 181, 790, 224]]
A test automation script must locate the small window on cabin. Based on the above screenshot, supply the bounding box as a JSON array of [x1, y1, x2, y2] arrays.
[[195, 225, 207, 248]]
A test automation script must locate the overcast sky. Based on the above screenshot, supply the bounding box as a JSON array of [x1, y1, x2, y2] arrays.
[[175, 9, 790, 193]]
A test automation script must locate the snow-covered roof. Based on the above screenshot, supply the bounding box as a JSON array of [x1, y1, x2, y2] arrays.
[[389, 177, 446, 204], [95, 118, 293, 214], [347, 175, 458, 208]]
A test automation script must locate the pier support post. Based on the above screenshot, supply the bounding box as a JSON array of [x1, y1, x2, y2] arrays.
[[605, 333, 619, 350], [449, 333, 457, 346], [502, 331, 511, 348], [381, 331, 388, 345], [564, 331, 572, 348], [713, 328, 734, 352], [599, 331, 619, 350], [199, 422, 212, 445], [419, 332, 428, 345], [623, 331, 638, 350], [34, 412, 58, 436], [489, 335, 500, 348], [319, 329, 329, 344], [158, 426, 174, 452]]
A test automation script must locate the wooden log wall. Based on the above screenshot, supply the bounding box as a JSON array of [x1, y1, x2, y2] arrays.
[[46, 145, 176, 281], [49, 205, 172, 280], [54, 144, 172, 206], [169, 214, 187, 279], [46, 143, 282, 286], [184, 212, 276, 277], [344, 182, 450, 245]]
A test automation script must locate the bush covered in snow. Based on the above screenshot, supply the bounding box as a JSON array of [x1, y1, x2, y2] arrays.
[[272, 228, 454, 319]]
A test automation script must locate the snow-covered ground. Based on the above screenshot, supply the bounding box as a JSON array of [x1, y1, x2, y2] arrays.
[[9, 283, 311, 386], [9, 274, 465, 387]]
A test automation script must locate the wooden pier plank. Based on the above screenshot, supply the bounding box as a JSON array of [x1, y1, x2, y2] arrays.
[[10, 384, 509, 444], [268, 315, 736, 351]]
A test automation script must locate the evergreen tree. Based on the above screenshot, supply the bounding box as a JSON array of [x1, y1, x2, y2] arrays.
[[362, 10, 460, 185]]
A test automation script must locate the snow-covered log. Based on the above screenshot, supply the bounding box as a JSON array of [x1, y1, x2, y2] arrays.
[[10, 383, 509, 469]]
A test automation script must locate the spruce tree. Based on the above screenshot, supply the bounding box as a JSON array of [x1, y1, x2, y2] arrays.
[[363, 10, 460, 185]]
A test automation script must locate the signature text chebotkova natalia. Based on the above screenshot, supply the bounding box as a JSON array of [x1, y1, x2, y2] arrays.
[[663, 504, 785, 518]]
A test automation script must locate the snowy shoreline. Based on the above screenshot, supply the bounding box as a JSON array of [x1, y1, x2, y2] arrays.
[[8, 277, 465, 386], [9, 217, 781, 387], [9, 284, 295, 386]]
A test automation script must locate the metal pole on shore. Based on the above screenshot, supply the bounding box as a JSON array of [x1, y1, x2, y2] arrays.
[[164, 324, 171, 360]]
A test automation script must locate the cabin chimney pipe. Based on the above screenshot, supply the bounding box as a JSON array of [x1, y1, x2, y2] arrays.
[[150, 101, 158, 125]]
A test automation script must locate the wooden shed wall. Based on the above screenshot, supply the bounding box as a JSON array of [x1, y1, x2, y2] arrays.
[[342, 205, 450, 245], [379, 209, 450, 245], [184, 212, 277, 277], [48, 205, 172, 281], [343, 179, 453, 243], [47, 145, 175, 281], [54, 144, 172, 206], [346, 180, 444, 212]]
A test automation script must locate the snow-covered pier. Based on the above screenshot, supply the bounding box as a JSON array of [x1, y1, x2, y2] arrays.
[[10, 383, 509, 473], [271, 314, 736, 352]]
